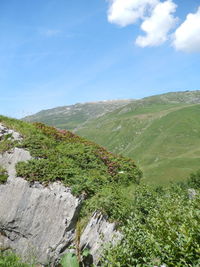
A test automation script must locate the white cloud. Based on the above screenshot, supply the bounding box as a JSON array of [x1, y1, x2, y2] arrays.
[[107, 0, 177, 47], [173, 7, 200, 53], [136, 0, 177, 47], [107, 0, 200, 52], [107, 0, 159, 27]]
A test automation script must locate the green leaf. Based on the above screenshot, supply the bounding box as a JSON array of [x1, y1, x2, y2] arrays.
[[60, 253, 79, 267]]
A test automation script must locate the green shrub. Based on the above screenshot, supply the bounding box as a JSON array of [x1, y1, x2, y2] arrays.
[[15, 123, 142, 195], [103, 186, 200, 267], [81, 184, 134, 223]]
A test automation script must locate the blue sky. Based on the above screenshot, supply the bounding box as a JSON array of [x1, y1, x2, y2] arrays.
[[0, 0, 200, 118]]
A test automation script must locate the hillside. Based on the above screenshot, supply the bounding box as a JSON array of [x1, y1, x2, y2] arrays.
[[0, 115, 141, 265], [0, 115, 141, 200], [23, 100, 132, 131], [24, 90, 200, 185], [0, 116, 199, 266]]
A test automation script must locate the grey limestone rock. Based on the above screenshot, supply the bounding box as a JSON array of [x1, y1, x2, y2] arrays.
[[80, 212, 122, 264], [0, 179, 81, 265]]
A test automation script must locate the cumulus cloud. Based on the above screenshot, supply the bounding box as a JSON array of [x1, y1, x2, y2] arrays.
[[107, 0, 177, 47], [173, 7, 200, 53], [136, 0, 177, 47], [107, 0, 159, 27], [107, 0, 200, 52]]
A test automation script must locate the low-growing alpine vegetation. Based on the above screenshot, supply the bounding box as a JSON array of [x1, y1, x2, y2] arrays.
[[102, 182, 200, 267]]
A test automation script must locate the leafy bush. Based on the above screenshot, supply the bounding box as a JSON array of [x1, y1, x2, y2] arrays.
[[81, 184, 134, 222], [103, 186, 200, 267]]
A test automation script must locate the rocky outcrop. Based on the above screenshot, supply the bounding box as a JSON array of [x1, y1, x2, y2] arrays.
[[0, 179, 81, 265], [0, 124, 119, 265]]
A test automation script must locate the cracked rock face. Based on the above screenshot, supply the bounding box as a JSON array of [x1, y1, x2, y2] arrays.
[[0, 179, 81, 265], [0, 124, 81, 264]]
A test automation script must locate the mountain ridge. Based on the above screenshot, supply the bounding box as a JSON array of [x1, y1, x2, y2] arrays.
[[23, 99, 133, 131], [23, 90, 200, 184]]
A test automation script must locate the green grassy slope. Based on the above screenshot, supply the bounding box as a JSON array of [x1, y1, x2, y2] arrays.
[[23, 90, 200, 185], [78, 103, 200, 184]]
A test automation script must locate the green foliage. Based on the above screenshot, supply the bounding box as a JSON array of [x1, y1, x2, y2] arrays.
[[0, 166, 8, 184], [60, 253, 79, 267], [81, 185, 134, 222], [0, 252, 30, 267], [103, 185, 200, 266]]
